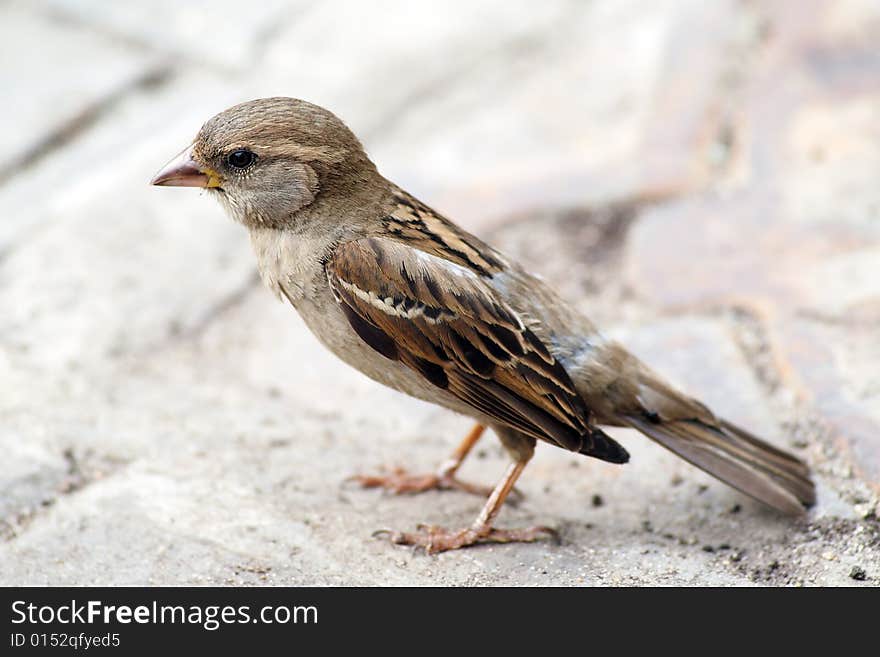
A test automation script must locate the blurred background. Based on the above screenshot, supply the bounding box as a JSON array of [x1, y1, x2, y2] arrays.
[[1, 0, 878, 585]]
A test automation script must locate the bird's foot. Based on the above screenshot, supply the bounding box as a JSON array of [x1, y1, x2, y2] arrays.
[[350, 466, 500, 498], [375, 523, 558, 554]]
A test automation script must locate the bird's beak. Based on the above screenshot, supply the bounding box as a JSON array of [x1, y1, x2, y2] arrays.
[[150, 147, 222, 188]]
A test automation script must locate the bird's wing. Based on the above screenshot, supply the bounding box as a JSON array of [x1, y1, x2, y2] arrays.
[[325, 236, 627, 462]]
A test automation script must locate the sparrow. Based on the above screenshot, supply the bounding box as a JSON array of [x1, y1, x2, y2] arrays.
[[151, 97, 815, 553]]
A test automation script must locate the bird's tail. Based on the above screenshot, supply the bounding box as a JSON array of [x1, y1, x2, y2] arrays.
[[623, 411, 815, 515]]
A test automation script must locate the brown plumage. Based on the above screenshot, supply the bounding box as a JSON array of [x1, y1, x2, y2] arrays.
[[152, 97, 815, 552], [326, 235, 629, 464]]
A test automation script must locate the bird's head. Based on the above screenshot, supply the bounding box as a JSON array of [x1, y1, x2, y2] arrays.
[[151, 97, 377, 229]]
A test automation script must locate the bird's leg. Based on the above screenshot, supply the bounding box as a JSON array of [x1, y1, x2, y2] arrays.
[[376, 454, 558, 553], [352, 424, 496, 496]]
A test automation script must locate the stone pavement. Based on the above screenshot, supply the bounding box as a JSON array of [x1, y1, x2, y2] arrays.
[[1, 0, 877, 586]]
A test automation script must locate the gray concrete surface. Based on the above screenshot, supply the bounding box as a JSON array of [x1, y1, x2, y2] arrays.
[[1, 0, 878, 586]]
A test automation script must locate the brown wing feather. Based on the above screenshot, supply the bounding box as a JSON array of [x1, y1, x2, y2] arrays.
[[325, 236, 627, 462]]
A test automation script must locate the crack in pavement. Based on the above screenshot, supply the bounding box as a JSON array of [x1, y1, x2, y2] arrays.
[[359, 0, 585, 143], [0, 64, 174, 188], [166, 269, 263, 343], [1, 447, 128, 542]]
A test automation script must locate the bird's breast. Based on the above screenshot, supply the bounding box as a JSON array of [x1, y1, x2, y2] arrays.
[[248, 226, 329, 303]]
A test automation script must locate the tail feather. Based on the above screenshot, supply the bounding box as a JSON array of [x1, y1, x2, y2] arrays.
[[718, 418, 811, 479], [624, 414, 815, 515]]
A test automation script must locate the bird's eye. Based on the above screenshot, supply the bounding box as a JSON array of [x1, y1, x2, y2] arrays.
[[226, 149, 256, 169]]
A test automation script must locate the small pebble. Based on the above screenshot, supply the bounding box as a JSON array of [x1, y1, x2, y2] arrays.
[[850, 567, 867, 582]]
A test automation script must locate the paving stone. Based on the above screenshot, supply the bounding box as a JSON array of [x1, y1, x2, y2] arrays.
[[0, 72, 248, 370], [0, 3, 156, 174], [32, 0, 297, 70], [626, 90, 880, 315], [775, 317, 880, 491]]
